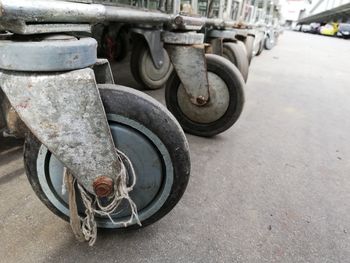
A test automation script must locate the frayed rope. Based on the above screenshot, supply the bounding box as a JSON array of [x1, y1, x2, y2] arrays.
[[64, 149, 141, 246]]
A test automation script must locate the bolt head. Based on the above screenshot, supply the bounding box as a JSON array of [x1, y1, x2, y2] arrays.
[[174, 16, 184, 25], [93, 176, 114, 198], [196, 96, 208, 105]]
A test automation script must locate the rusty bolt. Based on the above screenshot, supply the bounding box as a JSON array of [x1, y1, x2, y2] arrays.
[[174, 16, 184, 26], [93, 176, 114, 198], [196, 96, 208, 105]]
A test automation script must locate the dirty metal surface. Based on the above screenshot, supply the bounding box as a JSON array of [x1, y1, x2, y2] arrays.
[[0, 20, 91, 35], [0, 68, 121, 193], [207, 29, 237, 40], [165, 44, 210, 105], [0, 36, 97, 72], [93, 59, 115, 85], [209, 38, 224, 56], [162, 32, 204, 45], [0, 0, 171, 24], [169, 15, 205, 31]]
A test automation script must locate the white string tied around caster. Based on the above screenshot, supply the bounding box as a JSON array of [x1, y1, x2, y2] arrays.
[[63, 149, 141, 246]]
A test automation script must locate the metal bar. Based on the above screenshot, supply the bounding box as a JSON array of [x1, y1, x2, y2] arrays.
[[173, 0, 181, 14], [218, 0, 225, 19], [0, 0, 171, 23], [0, 0, 251, 32]]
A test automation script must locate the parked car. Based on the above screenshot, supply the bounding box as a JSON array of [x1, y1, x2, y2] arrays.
[[337, 23, 350, 39], [309, 23, 321, 34], [320, 23, 339, 36], [301, 24, 312, 33], [293, 24, 301, 31]]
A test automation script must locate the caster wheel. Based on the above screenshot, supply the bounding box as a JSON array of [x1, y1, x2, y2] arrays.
[[24, 84, 190, 229], [130, 39, 173, 90], [222, 42, 249, 82], [244, 36, 255, 64], [165, 54, 245, 137], [102, 28, 129, 62], [256, 39, 264, 56], [264, 36, 275, 50]]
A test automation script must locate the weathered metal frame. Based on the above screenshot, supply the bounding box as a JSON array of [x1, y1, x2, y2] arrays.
[[131, 27, 165, 69], [0, 31, 121, 195], [163, 31, 210, 105], [0, 66, 121, 194], [93, 58, 115, 84]]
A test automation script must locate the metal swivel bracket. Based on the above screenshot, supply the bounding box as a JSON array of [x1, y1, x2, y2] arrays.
[[163, 31, 210, 106], [0, 35, 120, 196]]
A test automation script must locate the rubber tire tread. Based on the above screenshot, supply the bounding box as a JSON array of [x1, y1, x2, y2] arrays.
[[222, 42, 249, 82], [256, 39, 264, 56], [264, 35, 274, 50], [244, 36, 255, 65]]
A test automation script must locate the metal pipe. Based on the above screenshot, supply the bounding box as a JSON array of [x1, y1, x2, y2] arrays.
[[0, 0, 245, 30], [218, 0, 225, 18], [0, 0, 171, 23], [104, 6, 171, 23], [172, 0, 181, 14]]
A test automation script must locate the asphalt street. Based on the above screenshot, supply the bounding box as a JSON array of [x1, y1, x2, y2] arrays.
[[1, 31, 350, 262]]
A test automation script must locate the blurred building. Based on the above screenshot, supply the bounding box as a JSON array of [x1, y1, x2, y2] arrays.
[[280, 0, 310, 26], [306, 0, 350, 16], [280, 0, 350, 26]]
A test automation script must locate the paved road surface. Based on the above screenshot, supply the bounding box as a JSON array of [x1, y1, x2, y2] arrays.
[[1, 31, 350, 262]]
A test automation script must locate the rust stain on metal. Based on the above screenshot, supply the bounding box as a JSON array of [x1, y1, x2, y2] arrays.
[[93, 176, 114, 197], [174, 16, 183, 25], [196, 96, 208, 106]]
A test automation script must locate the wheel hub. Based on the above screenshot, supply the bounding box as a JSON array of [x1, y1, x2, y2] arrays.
[[142, 48, 172, 81], [177, 72, 230, 124]]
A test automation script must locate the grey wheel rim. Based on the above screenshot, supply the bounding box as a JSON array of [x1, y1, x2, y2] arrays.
[[140, 48, 173, 88], [177, 72, 230, 124], [36, 114, 174, 228], [265, 37, 275, 49]]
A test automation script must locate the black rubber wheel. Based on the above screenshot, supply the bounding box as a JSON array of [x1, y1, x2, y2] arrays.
[[264, 35, 275, 50], [256, 39, 264, 56], [165, 54, 245, 137], [243, 36, 255, 65], [24, 84, 191, 230], [222, 42, 249, 82], [130, 38, 173, 90]]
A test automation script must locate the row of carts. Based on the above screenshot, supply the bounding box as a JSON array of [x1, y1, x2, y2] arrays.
[[96, 0, 282, 91], [0, 0, 281, 245]]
